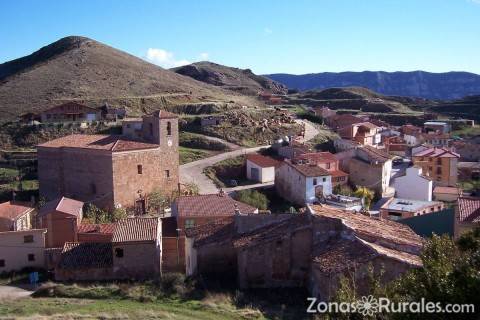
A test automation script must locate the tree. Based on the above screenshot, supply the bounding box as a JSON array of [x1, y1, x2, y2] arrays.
[[353, 186, 374, 209], [83, 203, 109, 223], [234, 189, 269, 210]]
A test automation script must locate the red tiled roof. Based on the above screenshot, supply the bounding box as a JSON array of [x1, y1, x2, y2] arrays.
[[43, 102, 97, 113], [433, 186, 462, 195], [38, 197, 83, 218], [112, 217, 160, 243], [330, 169, 348, 177], [77, 223, 116, 234], [457, 196, 480, 223], [246, 154, 280, 168], [413, 147, 459, 158], [184, 217, 234, 247], [37, 134, 160, 152], [285, 160, 331, 177], [360, 145, 391, 162], [329, 114, 365, 129], [296, 152, 337, 163], [0, 201, 34, 221], [175, 194, 257, 217], [59, 242, 113, 269], [356, 122, 379, 130]]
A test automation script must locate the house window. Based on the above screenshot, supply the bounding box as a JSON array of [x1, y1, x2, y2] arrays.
[[126, 124, 131, 129], [313, 178, 317, 185], [167, 122, 172, 136], [437, 158, 442, 165], [137, 165, 143, 174], [149, 123, 153, 136], [23, 235, 33, 243], [0, 260, 5, 267], [323, 177, 326, 182], [27, 254, 35, 261], [436, 167, 442, 175], [115, 248, 124, 258], [185, 219, 195, 229], [165, 170, 170, 178]]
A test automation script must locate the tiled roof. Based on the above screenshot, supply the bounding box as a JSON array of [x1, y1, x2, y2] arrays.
[[295, 152, 337, 163], [77, 223, 116, 234], [356, 122, 379, 130], [330, 169, 348, 177], [43, 102, 97, 113], [112, 217, 160, 243], [330, 114, 365, 129], [457, 197, 480, 223], [433, 186, 462, 195], [58, 242, 113, 269], [360, 145, 391, 162], [381, 198, 443, 213], [184, 217, 234, 247], [38, 197, 83, 218], [0, 201, 34, 221], [37, 134, 159, 152], [148, 110, 178, 119], [310, 205, 423, 252], [175, 194, 257, 217], [413, 147, 459, 158], [285, 160, 331, 177], [246, 154, 280, 168]]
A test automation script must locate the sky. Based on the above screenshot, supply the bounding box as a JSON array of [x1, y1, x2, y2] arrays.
[[0, 0, 479, 75]]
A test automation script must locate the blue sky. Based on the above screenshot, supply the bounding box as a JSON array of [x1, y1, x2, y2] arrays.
[[1, 0, 479, 74]]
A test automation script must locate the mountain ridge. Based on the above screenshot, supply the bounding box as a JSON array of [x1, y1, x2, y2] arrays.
[[265, 71, 480, 100]]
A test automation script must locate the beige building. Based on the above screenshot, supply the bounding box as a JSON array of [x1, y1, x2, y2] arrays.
[[412, 147, 459, 187], [0, 229, 47, 272], [0, 201, 36, 232]]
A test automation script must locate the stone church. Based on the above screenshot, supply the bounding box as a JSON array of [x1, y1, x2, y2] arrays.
[[37, 110, 179, 213]]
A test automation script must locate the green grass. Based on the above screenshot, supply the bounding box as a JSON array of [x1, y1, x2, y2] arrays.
[[0, 167, 19, 183], [179, 147, 213, 165], [203, 156, 247, 188], [451, 125, 480, 138]]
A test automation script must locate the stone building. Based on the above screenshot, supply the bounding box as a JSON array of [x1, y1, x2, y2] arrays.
[[40, 102, 101, 123], [380, 198, 444, 221], [0, 229, 47, 273], [37, 110, 179, 212]]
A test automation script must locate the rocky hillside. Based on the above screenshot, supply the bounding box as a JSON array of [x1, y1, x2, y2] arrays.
[[265, 71, 480, 100], [173, 61, 287, 95], [0, 36, 256, 120]]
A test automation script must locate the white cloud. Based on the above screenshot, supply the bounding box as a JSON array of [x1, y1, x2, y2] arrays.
[[264, 27, 273, 36], [199, 52, 209, 60], [145, 48, 190, 68]]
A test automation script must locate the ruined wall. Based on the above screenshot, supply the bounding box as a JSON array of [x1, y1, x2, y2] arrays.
[[112, 242, 160, 279]]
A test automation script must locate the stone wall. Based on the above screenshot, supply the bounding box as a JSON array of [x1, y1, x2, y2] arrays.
[[112, 242, 160, 279]]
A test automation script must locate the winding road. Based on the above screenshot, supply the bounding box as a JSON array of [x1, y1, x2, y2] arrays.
[[179, 120, 319, 194]]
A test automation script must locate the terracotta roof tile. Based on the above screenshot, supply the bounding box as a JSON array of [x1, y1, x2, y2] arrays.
[[175, 194, 257, 217], [413, 147, 459, 158], [296, 152, 337, 163], [112, 217, 160, 243], [59, 242, 113, 269], [184, 217, 234, 247], [246, 154, 280, 168], [433, 186, 462, 195], [77, 223, 116, 234], [38, 197, 83, 218], [457, 196, 480, 223], [37, 134, 159, 152], [284, 160, 331, 177], [360, 145, 391, 162], [0, 201, 34, 221]]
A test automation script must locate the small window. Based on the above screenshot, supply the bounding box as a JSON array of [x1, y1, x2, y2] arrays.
[[323, 177, 326, 182], [185, 219, 195, 229], [27, 254, 35, 261], [313, 178, 317, 185], [167, 122, 172, 136], [149, 123, 153, 136], [0, 260, 5, 267], [165, 170, 170, 178], [126, 124, 131, 129], [137, 165, 143, 174], [23, 235, 33, 243], [115, 248, 124, 258]]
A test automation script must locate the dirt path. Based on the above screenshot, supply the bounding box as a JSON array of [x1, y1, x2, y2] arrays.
[[179, 120, 319, 194], [0, 285, 33, 300]]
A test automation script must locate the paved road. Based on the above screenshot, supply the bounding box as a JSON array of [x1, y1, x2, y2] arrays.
[[179, 120, 319, 194], [0, 285, 33, 300]]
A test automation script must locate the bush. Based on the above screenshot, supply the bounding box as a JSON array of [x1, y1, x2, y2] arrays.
[[234, 190, 269, 210], [179, 132, 228, 151]]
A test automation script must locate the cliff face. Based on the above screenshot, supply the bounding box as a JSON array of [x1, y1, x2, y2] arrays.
[[265, 71, 480, 100], [174, 61, 288, 95]]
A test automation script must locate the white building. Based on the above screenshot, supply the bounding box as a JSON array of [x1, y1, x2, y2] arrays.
[[275, 159, 332, 206], [0, 229, 47, 272], [246, 154, 279, 183], [393, 166, 433, 201]]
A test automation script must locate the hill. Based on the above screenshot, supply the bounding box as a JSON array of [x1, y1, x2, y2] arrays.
[[0, 36, 256, 119], [287, 87, 417, 114], [425, 95, 480, 121], [173, 61, 287, 95], [265, 71, 480, 100]]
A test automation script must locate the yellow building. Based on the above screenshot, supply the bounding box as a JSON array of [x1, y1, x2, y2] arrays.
[[412, 147, 459, 187]]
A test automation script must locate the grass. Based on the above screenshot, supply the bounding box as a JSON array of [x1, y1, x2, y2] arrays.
[[451, 125, 480, 138], [203, 156, 248, 188], [0, 167, 19, 183], [179, 147, 214, 165]]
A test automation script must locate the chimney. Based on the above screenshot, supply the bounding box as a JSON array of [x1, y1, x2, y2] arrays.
[[234, 203, 241, 215], [218, 188, 225, 197]]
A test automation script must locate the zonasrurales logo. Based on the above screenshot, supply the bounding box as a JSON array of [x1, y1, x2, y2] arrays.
[[356, 295, 379, 316]]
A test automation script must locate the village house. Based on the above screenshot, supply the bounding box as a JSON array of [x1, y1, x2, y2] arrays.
[[171, 193, 258, 233], [200, 115, 224, 127], [245, 154, 279, 183], [40, 102, 102, 123], [433, 186, 462, 203], [37, 110, 179, 212], [454, 196, 480, 239], [453, 140, 480, 162], [0, 201, 36, 232], [422, 132, 452, 148], [185, 205, 422, 301], [77, 223, 116, 243], [312, 106, 337, 119], [380, 198, 444, 221], [457, 162, 480, 181], [101, 103, 126, 121], [37, 196, 84, 248], [121, 118, 144, 140], [384, 135, 408, 157], [424, 121, 450, 134], [325, 114, 365, 132], [275, 158, 333, 205], [392, 166, 433, 201], [412, 147, 460, 187], [274, 141, 313, 159], [336, 145, 393, 196], [0, 229, 47, 272], [294, 152, 348, 187], [338, 122, 382, 147]]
